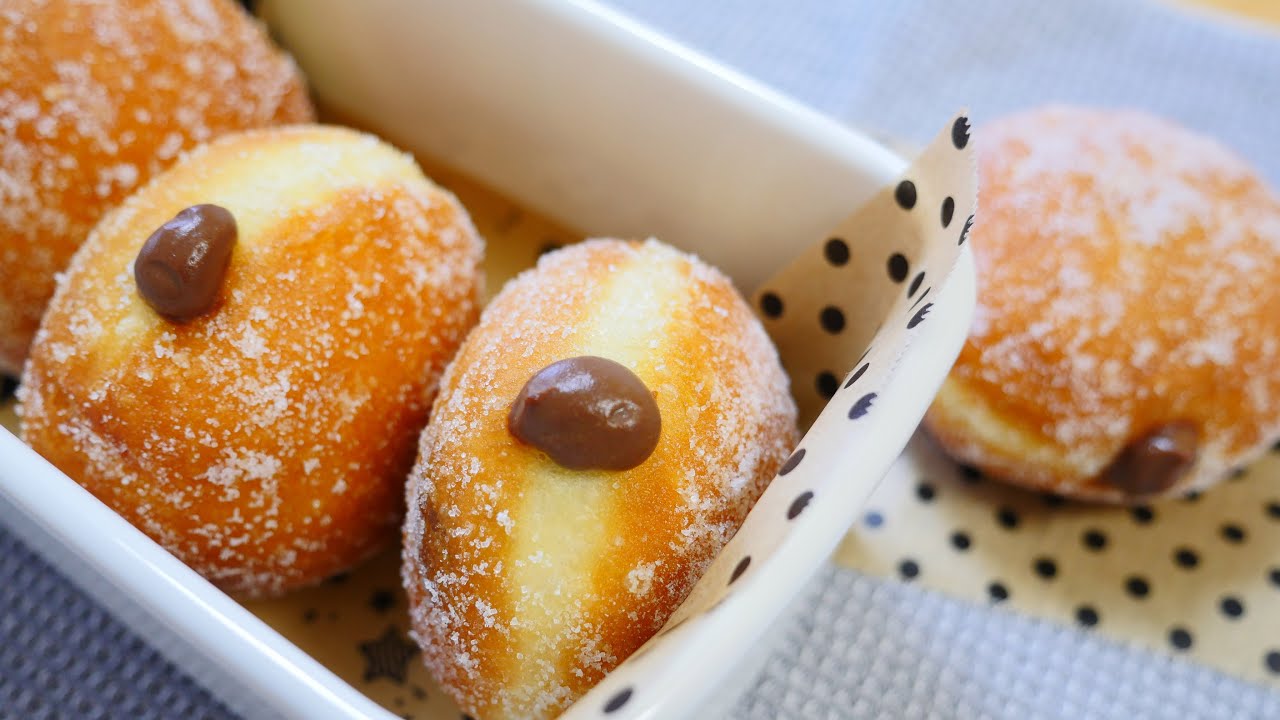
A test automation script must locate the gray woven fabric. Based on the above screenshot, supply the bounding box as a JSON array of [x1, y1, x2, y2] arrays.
[[0, 527, 236, 720], [733, 567, 1280, 719], [3, 1, 1280, 718], [607, 0, 1280, 185]]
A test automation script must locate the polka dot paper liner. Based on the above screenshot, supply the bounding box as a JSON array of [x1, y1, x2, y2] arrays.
[[836, 432, 1280, 686], [755, 114, 975, 426]]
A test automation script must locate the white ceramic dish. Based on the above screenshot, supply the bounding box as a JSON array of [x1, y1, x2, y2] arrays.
[[0, 1, 976, 718]]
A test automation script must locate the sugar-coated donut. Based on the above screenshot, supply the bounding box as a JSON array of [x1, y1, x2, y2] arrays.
[[925, 106, 1280, 502], [403, 239, 798, 720], [0, 0, 314, 376], [20, 125, 483, 596]]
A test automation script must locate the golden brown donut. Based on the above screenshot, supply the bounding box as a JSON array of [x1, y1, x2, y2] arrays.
[[20, 125, 483, 596], [0, 0, 314, 376], [925, 106, 1280, 502], [403, 239, 798, 720]]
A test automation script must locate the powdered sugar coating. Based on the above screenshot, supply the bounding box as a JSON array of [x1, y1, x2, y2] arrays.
[[402, 239, 797, 719], [0, 0, 313, 375], [926, 106, 1280, 501], [20, 125, 483, 596]]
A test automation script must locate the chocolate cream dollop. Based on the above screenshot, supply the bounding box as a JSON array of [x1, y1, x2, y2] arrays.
[[134, 203, 237, 321], [508, 355, 661, 471]]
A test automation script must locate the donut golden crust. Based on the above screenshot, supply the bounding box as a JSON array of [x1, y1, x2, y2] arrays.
[[924, 106, 1280, 502], [403, 239, 798, 720], [0, 0, 314, 376], [19, 125, 483, 596]]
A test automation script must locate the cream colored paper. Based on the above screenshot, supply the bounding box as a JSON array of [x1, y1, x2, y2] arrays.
[[836, 433, 1280, 686], [754, 115, 976, 425]]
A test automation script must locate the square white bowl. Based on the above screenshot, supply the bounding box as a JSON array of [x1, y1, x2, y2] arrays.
[[0, 1, 976, 717]]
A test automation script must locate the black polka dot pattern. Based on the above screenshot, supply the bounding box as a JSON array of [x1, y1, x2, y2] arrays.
[[1267, 651, 1280, 675], [898, 559, 920, 580], [823, 238, 850, 266], [759, 292, 783, 318], [787, 492, 813, 520], [887, 253, 910, 282], [1174, 548, 1200, 569], [815, 371, 839, 399], [1131, 506, 1155, 524], [1033, 558, 1057, 580], [1082, 529, 1108, 551], [1221, 523, 1247, 543], [1076, 606, 1099, 628], [1266, 501, 1280, 520], [778, 448, 805, 476], [952, 116, 970, 149], [940, 197, 955, 228], [908, 271, 926, 298], [959, 215, 974, 245], [907, 303, 933, 329], [996, 507, 1020, 530], [916, 483, 936, 502], [909, 286, 930, 309], [950, 531, 971, 551], [819, 306, 846, 334], [848, 393, 876, 420], [603, 688, 632, 713], [844, 363, 869, 389], [1169, 627, 1193, 652], [1270, 568, 1280, 588], [988, 582, 1009, 603], [729, 557, 751, 585], [894, 180, 917, 210], [1125, 576, 1150, 599], [1220, 596, 1244, 620]]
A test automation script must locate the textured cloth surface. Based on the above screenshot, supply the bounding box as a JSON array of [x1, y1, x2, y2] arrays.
[[0, 528, 236, 720], [734, 567, 1280, 719], [3, 0, 1280, 718], [607, 0, 1280, 184]]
